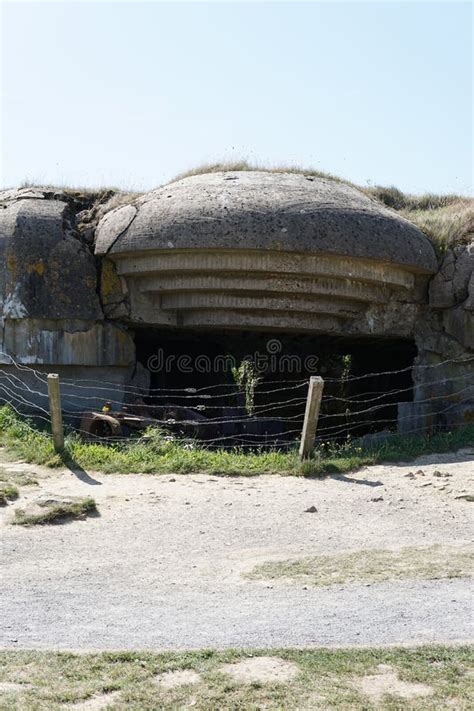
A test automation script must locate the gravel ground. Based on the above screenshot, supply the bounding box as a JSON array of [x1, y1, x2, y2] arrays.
[[1, 448, 473, 650]]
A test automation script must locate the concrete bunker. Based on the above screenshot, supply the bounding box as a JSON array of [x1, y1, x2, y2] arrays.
[[1, 172, 472, 443]]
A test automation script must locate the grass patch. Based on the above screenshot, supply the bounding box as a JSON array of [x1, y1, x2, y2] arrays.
[[247, 544, 474, 588], [0, 468, 38, 487], [12, 496, 97, 526], [0, 467, 38, 505], [0, 406, 472, 477], [400, 200, 473, 254], [365, 186, 466, 212], [366, 186, 473, 253], [0, 482, 19, 505], [0, 645, 472, 710]]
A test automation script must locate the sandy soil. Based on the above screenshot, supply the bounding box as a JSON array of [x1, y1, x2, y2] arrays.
[[155, 669, 202, 689], [353, 664, 434, 702], [219, 657, 299, 683], [1, 447, 473, 650]]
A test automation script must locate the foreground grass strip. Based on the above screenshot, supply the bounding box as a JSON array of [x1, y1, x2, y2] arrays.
[[12, 496, 97, 526], [247, 545, 474, 587], [0, 405, 473, 477], [0, 646, 472, 710]]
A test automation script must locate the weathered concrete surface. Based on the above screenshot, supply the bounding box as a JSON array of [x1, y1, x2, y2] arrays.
[[0, 195, 101, 320], [429, 242, 474, 310], [100, 259, 130, 320], [0, 189, 136, 413], [0, 320, 135, 367], [96, 172, 437, 270], [409, 240, 474, 430], [94, 173, 438, 337], [430, 242, 474, 351], [95, 204, 137, 254]]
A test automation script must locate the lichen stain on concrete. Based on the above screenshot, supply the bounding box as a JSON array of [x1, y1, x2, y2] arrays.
[[100, 259, 125, 302], [25, 261, 45, 276]]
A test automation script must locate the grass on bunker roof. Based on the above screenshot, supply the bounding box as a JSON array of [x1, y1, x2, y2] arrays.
[[0, 645, 472, 710], [169, 159, 350, 185], [0, 405, 472, 477]]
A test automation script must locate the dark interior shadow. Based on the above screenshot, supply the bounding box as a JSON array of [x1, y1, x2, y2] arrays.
[[60, 452, 102, 485]]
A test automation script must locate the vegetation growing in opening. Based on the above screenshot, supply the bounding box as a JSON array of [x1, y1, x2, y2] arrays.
[[231, 359, 262, 416], [0, 405, 472, 477]]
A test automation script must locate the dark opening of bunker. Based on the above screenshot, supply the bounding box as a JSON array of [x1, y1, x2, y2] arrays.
[[133, 328, 416, 448]]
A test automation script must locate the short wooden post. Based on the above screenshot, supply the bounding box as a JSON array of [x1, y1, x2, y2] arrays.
[[47, 374, 64, 452], [299, 376, 324, 459]]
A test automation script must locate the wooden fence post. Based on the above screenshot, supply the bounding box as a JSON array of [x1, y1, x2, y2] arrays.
[[47, 373, 64, 452], [299, 376, 324, 459]]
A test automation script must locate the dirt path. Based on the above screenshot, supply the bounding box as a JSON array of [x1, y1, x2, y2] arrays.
[[1, 448, 473, 650]]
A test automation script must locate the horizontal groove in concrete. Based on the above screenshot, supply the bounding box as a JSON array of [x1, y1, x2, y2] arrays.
[[136, 274, 390, 304], [159, 292, 364, 317], [180, 309, 348, 332], [114, 250, 415, 290]]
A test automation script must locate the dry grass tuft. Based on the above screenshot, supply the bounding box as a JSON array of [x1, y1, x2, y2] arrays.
[[365, 186, 466, 212], [100, 190, 143, 213], [366, 186, 473, 252], [0, 482, 19, 505], [169, 160, 349, 185], [13, 496, 97, 526], [400, 200, 473, 253], [0, 468, 38, 487]]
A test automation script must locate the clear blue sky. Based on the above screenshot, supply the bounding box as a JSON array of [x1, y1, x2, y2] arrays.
[[1, 1, 472, 194]]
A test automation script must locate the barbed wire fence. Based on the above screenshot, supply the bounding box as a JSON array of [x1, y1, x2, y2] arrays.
[[0, 352, 473, 456]]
